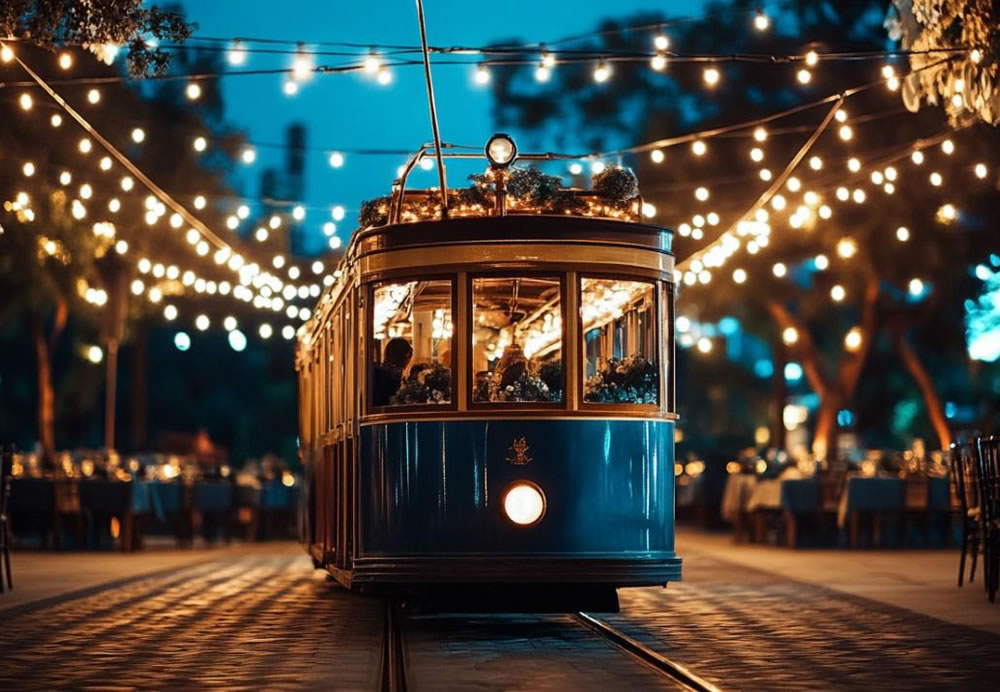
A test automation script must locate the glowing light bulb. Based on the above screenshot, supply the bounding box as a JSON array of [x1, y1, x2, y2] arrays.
[[364, 52, 382, 74], [695, 187, 710, 202], [654, 34, 669, 51], [847, 157, 861, 173], [474, 64, 491, 85], [732, 268, 747, 284], [50, 113, 62, 127], [809, 156, 823, 170], [193, 195, 206, 210], [58, 52, 73, 70], [815, 254, 829, 270], [331, 205, 346, 221], [1, 45, 14, 63], [329, 151, 344, 168], [593, 61, 611, 83], [195, 314, 210, 331], [805, 50, 818, 67], [975, 163, 988, 179], [376, 67, 392, 85], [87, 89, 100, 104], [786, 177, 801, 192], [59, 171, 72, 185], [228, 40, 247, 66], [651, 53, 667, 71], [650, 149, 665, 164], [773, 262, 787, 278], [930, 172, 943, 186], [99, 156, 112, 171], [241, 146, 256, 164], [908, 278, 924, 296], [782, 327, 799, 345], [911, 150, 924, 165], [942, 139, 955, 155], [837, 237, 858, 258], [896, 226, 910, 242], [534, 64, 551, 82], [193, 136, 207, 152], [692, 140, 707, 156], [703, 67, 720, 86], [292, 205, 306, 221], [753, 127, 767, 142], [79, 138, 92, 154], [754, 10, 770, 31], [844, 327, 863, 352], [839, 125, 853, 141], [185, 82, 202, 100], [831, 285, 846, 302], [750, 147, 764, 162], [797, 69, 812, 84]]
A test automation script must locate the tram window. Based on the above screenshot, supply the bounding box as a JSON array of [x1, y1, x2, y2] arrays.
[[471, 276, 563, 404], [581, 278, 659, 405], [370, 280, 453, 407]]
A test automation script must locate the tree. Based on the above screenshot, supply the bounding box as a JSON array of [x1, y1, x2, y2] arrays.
[[491, 0, 999, 454], [1, 0, 193, 76]]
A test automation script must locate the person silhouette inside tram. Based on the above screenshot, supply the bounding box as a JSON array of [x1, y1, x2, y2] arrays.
[[372, 337, 413, 406]]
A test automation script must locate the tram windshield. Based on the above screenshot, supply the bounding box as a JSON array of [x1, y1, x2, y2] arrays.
[[472, 276, 564, 404], [581, 278, 658, 405], [371, 280, 453, 406]]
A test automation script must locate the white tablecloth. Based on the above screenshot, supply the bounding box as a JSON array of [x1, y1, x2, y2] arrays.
[[746, 478, 783, 511], [720, 474, 758, 521]]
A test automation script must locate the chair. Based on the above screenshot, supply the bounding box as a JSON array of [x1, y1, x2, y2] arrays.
[[950, 442, 983, 587], [1, 445, 14, 593], [976, 437, 1000, 602]]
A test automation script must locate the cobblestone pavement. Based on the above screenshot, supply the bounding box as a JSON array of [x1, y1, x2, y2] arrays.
[[606, 551, 1000, 691], [405, 613, 680, 691], [2, 546, 999, 690]]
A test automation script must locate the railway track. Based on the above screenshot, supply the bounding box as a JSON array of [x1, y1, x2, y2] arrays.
[[380, 601, 719, 691], [574, 612, 721, 692]]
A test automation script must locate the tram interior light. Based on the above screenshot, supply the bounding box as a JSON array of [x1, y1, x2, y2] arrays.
[[503, 482, 546, 526], [486, 133, 517, 169]]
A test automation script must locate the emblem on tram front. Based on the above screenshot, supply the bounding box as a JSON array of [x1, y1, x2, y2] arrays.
[[506, 437, 532, 465]]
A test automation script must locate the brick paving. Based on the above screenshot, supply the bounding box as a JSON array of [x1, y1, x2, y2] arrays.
[[405, 613, 679, 691], [1, 545, 999, 690], [607, 551, 1000, 691]]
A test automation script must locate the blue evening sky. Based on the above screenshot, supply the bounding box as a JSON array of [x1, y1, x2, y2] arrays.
[[176, 0, 706, 254]]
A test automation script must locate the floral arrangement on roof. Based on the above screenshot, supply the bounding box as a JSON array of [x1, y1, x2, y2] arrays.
[[390, 362, 452, 405], [359, 165, 640, 228], [584, 355, 659, 404], [887, 0, 1000, 124]]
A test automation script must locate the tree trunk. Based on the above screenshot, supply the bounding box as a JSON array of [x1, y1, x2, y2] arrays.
[[772, 337, 787, 450], [897, 335, 952, 450], [130, 322, 148, 452], [813, 393, 841, 462], [30, 317, 57, 466]]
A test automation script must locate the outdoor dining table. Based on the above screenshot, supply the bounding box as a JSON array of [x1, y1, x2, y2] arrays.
[[836, 475, 951, 547], [744, 476, 820, 546]]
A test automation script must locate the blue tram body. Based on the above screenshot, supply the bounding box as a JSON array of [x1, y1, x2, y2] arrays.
[[296, 136, 679, 610], [355, 419, 680, 585]]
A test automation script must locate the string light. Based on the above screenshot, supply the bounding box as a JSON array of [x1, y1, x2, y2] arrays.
[[975, 163, 988, 179], [193, 195, 206, 209], [782, 327, 799, 345], [896, 226, 910, 241], [50, 113, 62, 127], [753, 127, 767, 142], [241, 146, 256, 164], [692, 140, 707, 156], [852, 188, 866, 204], [844, 327, 863, 352], [831, 285, 846, 302], [733, 268, 747, 283], [911, 150, 925, 165], [593, 61, 611, 83], [809, 156, 823, 170], [195, 315, 210, 331], [19, 93, 33, 110], [815, 254, 829, 270], [185, 82, 202, 100], [22, 162, 35, 177], [364, 51, 382, 75], [772, 262, 787, 278], [59, 171, 72, 185], [283, 80, 299, 96], [87, 89, 100, 104], [838, 125, 853, 141], [79, 138, 92, 154], [908, 278, 924, 296], [58, 52, 73, 70], [227, 40, 247, 66], [753, 10, 770, 31], [786, 177, 801, 192], [328, 152, 345, 168], [193, 136, 207, 152], [292, 44, 313, 82], [805, 50, 819, 67], [654, 34, 669, 51], [750, 147, 764, 162], [835, 109, 848, 123], [703, 67, 721, 86], [534, 64, 552, 82], [1, 45, 13, 63], [651, 149, 665, 164], [474, 64, 491, 85], [376, 66, 392, 86], [941, 139, 955, 155], [797, 69, 812, 84], [651, 53, 667, 71], [837, 237, 858, 258], [930, 172, 943, 186], [695, 187, 710, 202], [99, 156, 112, 171]]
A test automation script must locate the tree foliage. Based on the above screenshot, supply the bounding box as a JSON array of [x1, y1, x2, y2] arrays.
[[0, 0, 194, 76]]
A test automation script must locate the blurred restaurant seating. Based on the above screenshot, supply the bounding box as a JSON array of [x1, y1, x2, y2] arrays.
[[951, 436, 999, 602], [3, 447, 299, 552]]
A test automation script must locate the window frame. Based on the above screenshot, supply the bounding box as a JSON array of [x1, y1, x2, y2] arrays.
[[466, 271, 569, 411], [365, 275, 459, 414], [577, 272, 663, 413]]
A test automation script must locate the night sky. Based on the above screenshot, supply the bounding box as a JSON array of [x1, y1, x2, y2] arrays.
[[177, 0, 706, 253]]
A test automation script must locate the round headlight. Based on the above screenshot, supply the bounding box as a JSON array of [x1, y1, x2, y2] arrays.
[[485, 133, 517, 169], [502, 482, 546, 526]]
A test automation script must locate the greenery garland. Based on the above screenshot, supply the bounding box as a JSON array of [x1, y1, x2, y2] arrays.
[[359, 164, 640, 228]]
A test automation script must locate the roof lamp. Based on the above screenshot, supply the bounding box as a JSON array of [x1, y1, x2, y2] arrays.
[[486, 133, 517, 169]]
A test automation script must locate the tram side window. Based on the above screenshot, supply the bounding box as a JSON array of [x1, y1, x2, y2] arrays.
[[370, 280, 453, 407], [581, 278, 658, 405], [471, 276, 563, 403]]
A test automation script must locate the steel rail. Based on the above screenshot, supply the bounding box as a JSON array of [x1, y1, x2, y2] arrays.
[[575, 611, 721, 692]]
